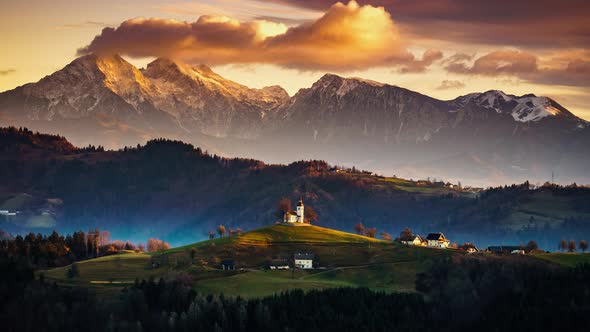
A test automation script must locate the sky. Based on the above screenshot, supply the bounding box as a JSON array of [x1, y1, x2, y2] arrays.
[[1, 0, 589, 119]]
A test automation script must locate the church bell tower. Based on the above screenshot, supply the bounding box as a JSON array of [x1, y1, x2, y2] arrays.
[[296, 197, 304, 223]]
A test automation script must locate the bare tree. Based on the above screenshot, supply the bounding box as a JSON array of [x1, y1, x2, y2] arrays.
[[354, 223, 365, 235], [559, 239, 568, 252], [580, 240, 588, 253], [208, 230, 215, 240], [568, 239, 576, 252], [380, 232, 392, 241], [217, 225, 226, 238], [304, 206, 318, 224]]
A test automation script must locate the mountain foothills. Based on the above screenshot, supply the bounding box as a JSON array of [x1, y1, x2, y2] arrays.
[[0, 54, 588, 186], [1, 127, 589, 248]]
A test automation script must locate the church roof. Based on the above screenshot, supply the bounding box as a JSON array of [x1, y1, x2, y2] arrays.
[[297, 198, 304, 206]]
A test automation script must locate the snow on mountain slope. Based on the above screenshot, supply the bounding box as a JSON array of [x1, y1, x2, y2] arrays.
[[452, 90, 574, 123]]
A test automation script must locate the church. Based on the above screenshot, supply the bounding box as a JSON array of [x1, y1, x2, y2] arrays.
[[283, 198, 305, 223]]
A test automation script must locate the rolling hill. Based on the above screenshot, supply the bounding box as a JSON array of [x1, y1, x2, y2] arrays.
[[42, 224, 454, 298]]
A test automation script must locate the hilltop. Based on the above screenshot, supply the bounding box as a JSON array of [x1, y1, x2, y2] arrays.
[[42, 224, 454, 298]]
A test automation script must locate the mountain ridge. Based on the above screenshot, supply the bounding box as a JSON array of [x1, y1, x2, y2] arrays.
[[0, 53, 589, 186]]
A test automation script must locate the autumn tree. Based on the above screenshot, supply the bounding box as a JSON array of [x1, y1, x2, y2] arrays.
[[208, 230, 215, 240], [236, 228, 242, 236], [304, 206, 318, 224], [580, 240, 588, 253], [399, 227, 414, 241], [147, 238, 171, 252], [365, 228, 377, 238], [568, 240, 576, 252], [525, 240, 539, 253], [217, 225, 226, 238], [354, 223, 365, 235], [380, 232, 392, 241], [276, 198, 292, 219], [228, 228, 234, 237], [559, 239, 567, 252]]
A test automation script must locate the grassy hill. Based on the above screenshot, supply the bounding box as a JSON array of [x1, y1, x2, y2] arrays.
[[43, 224, 454, 298]]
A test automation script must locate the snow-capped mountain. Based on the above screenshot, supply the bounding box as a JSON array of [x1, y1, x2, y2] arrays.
[[451, 90, 581, 123], [0, 54, 588, 185], [142, 58, 288, 138]]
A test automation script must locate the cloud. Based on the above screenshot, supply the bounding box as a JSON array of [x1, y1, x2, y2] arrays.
[[0, 69, 16, 76], [266, 0, 590, 48], [398, 49, 443, 73], [443, 50, 590, 87], [56, 21, 108, 30], [445, 50, 537, 76], [436, 80, 465, 90], [78, 1, 429, 71]]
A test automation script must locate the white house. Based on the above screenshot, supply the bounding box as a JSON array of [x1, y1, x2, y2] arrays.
[[294, 253, 314, 269], [426, 233, 450, 248], [283, 198, 305, 223]]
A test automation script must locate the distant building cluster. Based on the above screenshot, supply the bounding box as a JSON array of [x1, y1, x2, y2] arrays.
[[400, 232, 452, 249]]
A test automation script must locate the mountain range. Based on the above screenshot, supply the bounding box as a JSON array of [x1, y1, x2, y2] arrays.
[[1, 54, 588, 186]]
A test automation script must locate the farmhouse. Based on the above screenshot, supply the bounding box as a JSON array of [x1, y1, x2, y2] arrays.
[[221, 259, 235, 271], [294, 253, 314, 269], [426, 233, 450, 248], [401, 235, 426, 246], [283, 198, 306, 223], [269, 258, 290, 270]]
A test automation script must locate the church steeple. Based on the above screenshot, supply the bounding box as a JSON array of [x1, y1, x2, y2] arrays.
[[296, 197, 304, 223]]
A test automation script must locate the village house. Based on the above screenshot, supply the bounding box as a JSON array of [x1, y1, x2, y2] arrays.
[[426, 233, 450, 248], [401, 235, 426, 246], [283, 198, 306, 224], [221, 259, 235, 271], [269, 258, 290, 270], [294, 253, 314, 269]]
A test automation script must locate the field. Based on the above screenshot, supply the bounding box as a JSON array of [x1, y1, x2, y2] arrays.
[[504, 190, 590, 230], [532, 253, 590, 267], [42, 224, 455, 298]]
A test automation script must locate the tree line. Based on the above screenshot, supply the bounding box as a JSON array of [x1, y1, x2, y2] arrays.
[[0, 229, 170, 268]]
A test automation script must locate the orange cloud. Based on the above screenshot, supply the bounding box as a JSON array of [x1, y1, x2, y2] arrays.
[[444, 50, 590, 87], [78, 1, 427, 71], [445, 51, 538, 76], [398, 49, 443, 73]]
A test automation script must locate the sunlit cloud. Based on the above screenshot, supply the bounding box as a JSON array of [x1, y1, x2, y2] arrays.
[[78, 1, 434, 71], [443, 50, 590, 87], [266, 0, 590, 48]]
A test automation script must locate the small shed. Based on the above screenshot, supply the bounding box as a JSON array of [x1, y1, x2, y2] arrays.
[[269, 259, 290, 270]]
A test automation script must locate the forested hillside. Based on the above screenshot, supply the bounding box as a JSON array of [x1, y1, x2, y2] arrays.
[[1, 127, 589, 248]]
